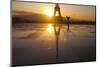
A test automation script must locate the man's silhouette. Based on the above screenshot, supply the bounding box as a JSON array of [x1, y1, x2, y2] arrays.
[[66, 16, 70, 31]]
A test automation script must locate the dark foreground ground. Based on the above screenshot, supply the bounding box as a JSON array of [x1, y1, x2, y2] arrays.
[[12, 23, 96, 66]]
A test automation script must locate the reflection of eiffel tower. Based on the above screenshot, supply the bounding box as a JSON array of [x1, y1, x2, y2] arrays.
[[53, 3, 62, 58]]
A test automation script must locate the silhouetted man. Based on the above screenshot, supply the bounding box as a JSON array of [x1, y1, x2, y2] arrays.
[[66, 16, 70, 31]]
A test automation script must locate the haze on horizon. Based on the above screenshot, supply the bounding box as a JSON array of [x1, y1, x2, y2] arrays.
[[12, 1, 96, 21]]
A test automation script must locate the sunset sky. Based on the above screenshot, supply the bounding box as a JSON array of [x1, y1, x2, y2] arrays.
[[12, 1, 96, 21]]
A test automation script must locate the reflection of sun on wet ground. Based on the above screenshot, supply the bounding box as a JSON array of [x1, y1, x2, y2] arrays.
[[36, 24, 55, 41], [13, 24, 95, 41], [47, 24, 54, 33]]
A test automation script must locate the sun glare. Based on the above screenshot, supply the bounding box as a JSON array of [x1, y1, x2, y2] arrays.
[[44, 8, 53, 17], [47, 24, 54, 33]]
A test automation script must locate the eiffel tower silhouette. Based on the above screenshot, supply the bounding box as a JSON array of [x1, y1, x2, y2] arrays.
[[53, 3, 63, 23], [53, 3, 63, 58]]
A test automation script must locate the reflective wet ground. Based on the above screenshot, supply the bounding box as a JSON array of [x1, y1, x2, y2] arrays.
[[12, 23, 96, 66]]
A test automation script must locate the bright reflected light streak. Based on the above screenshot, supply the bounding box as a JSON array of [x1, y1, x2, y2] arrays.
[[47, 24, 54, 33]]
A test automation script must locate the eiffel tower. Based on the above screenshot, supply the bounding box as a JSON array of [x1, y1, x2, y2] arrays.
[[53, 3, 63, 23], [53, 3, 63, 58]]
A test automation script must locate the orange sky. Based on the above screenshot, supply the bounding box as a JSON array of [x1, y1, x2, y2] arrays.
[[12, 1, 96, 21]]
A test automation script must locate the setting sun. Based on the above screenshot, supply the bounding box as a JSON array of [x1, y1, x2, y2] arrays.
[[47, 24, 54, 33], [44, 8, 53, 17]]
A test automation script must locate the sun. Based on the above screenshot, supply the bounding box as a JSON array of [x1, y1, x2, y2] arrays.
[[44, 8, 53, 17]]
